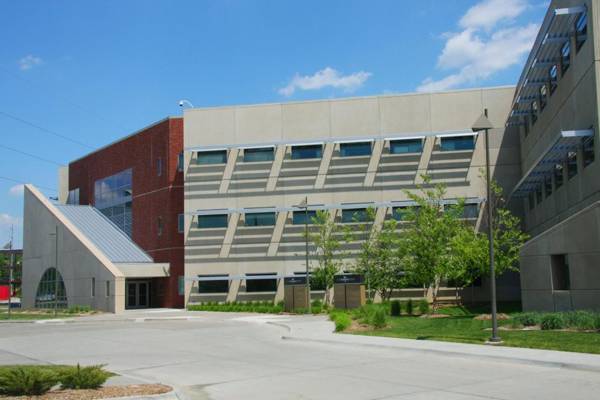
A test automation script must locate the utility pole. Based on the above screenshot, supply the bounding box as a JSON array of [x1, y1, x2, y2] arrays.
[[302, 197, 311, 313]]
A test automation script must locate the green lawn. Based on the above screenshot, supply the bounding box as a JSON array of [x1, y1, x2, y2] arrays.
[[345, 303, 600, 354], [0, 310, 76, 320]]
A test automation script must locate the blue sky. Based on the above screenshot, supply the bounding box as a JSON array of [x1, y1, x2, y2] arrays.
[[0, 0, 547, 247]]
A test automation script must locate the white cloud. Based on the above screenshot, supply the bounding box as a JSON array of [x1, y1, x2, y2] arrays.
[[18, 54, 43, 71], [460, 0, 528, 30], [8, 184, 24, 197], [417, 0, 538, 93], [0, 214, 20, 228], [279, 67, 371, 97]]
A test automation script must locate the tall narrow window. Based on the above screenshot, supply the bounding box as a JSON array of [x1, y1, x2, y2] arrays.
[[551, 254, 570, 290], [178, 213, 185, 233], [554, 164, 564, 189], [583, 136, 595, 168], [567, 151, 578, 179], [544, 176, 552, 198], [530, 100, 538, 125], [106, 281, 110, 297], [549, 64, 558, 94], [539, 85, 547, 111], [575, 11, 587, 51], [178, 276, 185, 296], [157, 157, 162, 177], [561, 41, 571, 74], [91, 277, 95, 297], [177, 152, 184, 172], [157, 216, 163, 236]]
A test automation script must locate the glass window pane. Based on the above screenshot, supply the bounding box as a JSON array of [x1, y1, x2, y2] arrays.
[[339, 142, 372, 157], [292, 210, 317, 225], [198, 275, 229, 293], [567, 151, 577, 179], [291, 144, 322, 160], [198, 214, 228, 229], [245, 212, 276, 226], [178, 214, 184, 233], [197, 150, 227, 164], [583, 136, 594, 168], [554, 164, 564, 188], [243, 147, 274, 162], [463, 204, 479, 219], [341, 208, 368, 223], [440, 136, 475, 151], [390, 139, 423, 154], [246, 273, 277, 292]]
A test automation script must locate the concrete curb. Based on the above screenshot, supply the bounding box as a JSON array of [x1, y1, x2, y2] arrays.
[[0, 316, 205, 325], [108, 389, 180, 400], [278, 320, 600, 373]]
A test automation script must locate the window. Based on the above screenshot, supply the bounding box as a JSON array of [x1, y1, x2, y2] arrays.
[[198, 275, 229, 293], [339, 141, 372, 157], [551, 254, 570, 291], [292, 210, 317, 225], [178, 213, 185, 233], [35, 268, 67, 309], [67, 188, 80, 205], [245, 212, 276, 226], [583, 136, 595, 168], [244, 147, 274, 162], [106, 281, 110, 297], [567, 151, 578, 179], [554, 164, 564, 189], [539, 85, 547, 111], [561, 41, 571, 75], [341, 208, 368, 223], [197, 150, 227, 164], [528, 192, 535, 211], [178, 276, 185, 296], [246, 273, 277, 292], [549, 64, 558, 94], [91, 277, 95, 297], [463, 204, 479, 219], [390, 139, 423, 154], [392, 206, 408, 221], [544, 176, 552, 198], [575, 11, 587, 51], [157, 216, 163, 236], [94, 169, 133, 236], [440, 135, 475, 151], [536, 185, 543, 205], [157, 157, 162, 177], [530, 100, 538, 125], [291, 144, 322, 159], [177, 152, 184, 172], [197, 214, 228, 229]]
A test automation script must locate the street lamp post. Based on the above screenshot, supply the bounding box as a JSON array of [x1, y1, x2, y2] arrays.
[[299, 197, 311, 313], [472, 108, 502, 344]]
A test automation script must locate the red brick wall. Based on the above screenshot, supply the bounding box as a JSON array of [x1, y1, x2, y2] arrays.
[[69, 117, 184, 308]]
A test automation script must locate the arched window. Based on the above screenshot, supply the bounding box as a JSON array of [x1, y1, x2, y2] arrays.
[[35, 268, 67, 309]]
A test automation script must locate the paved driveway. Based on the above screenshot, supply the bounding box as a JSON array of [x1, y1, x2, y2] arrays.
[[0, 310, 599, 399]]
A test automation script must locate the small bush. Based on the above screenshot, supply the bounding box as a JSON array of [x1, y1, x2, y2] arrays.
[[541, 314, 565, 330], [390, 300, 401, 317], [562, 311, 597, 330], [59, 364, 113, 390], [512, 312, 541, 327], [67, 305, 91, 314], [406, 299, 414, 315], [0, 366, 60, 396], [371, 308, 388, 329], [418, 299, 430, 315], [330, 312, 352, 332]]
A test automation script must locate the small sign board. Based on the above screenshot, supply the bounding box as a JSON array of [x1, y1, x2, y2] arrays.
[[334, 274, 364, 284], [284, 276, 307, 285]]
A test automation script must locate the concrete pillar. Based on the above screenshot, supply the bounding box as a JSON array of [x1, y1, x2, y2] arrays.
[[219, 149, 239, 194], [220, 213, 240, 258], [266, 145, 286, 191], [415, 137, 434, 184], [315, 143, 334, 189], [267, 211, 288, 256], [363, 140, 383, 187]]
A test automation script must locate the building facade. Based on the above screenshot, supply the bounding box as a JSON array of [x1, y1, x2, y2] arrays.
[[61, 117, 184, 308], [510, 0, 600, 311], [182, 87, 522, 305]]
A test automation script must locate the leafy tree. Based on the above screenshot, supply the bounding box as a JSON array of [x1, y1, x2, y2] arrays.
[[309, 210, 345, 305]]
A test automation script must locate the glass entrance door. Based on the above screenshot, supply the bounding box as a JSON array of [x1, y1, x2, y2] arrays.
[[126, 281, 150, 309]]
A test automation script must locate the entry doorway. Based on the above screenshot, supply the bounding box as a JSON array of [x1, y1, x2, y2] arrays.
[[126, 280, 150, 309]]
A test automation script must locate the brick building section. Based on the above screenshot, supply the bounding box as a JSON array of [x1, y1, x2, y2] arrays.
[[68, 117, 184, 308]]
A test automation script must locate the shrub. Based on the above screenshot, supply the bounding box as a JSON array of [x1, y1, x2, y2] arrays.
[[406, 299, 414, 316], [562, 311, 597, 330], [0, 366, 60, 396], [330, 312, 351, 332], [390, 300, 401, 317], [59, 364, 113, 390], [418, 299, 430, 315], [67, 305, 91, 314], [541, 314, 565, 330], [512, 312, 541, 327], [371, 308, 388, 329]]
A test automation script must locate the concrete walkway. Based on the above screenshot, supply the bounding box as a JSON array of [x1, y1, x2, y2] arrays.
[[0, 311, 599, 399]]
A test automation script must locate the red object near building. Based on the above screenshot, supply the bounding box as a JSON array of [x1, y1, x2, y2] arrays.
[[68, 117, 184, 308], [0, 285, 9, 301]]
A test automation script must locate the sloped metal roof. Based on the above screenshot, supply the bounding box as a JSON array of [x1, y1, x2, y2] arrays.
[[55, 204, 153, 263]]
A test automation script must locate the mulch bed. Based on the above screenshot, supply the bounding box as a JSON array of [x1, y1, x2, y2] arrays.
[[473, 313, 510, 321], [1, 384, 172, 400]]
